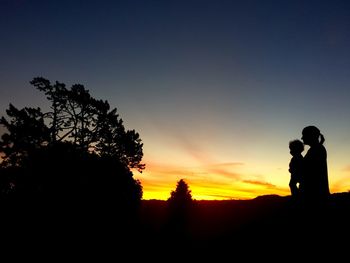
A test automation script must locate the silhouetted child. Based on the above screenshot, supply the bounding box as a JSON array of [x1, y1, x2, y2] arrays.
[[288, 139, 304, 198]]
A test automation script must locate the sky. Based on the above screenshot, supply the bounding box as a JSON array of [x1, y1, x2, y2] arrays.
[[1, 0, 350, 200]]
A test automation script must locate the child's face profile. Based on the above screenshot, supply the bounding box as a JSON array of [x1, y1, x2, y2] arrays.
[[290, 148, 300, 156]]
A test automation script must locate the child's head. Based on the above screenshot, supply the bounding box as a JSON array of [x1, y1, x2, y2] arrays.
[[289, 139, 304, 156]]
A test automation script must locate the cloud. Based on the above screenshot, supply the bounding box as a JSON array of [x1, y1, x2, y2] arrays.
[[242, 180, 277, 188], [208, 162, 245, 167], [203, 164, 242, 180], [195, 193, 238, 200]]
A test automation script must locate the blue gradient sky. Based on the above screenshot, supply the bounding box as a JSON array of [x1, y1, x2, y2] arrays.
[[1, 0, 350, 199]]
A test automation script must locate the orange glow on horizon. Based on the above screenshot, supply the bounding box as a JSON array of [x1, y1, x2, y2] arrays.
[[134, 161, 292, 200], [134, 159, 349, 200]]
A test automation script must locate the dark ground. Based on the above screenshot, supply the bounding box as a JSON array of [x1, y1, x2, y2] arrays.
[[138, 193, 350, 258], [1, 193, 349, 260]]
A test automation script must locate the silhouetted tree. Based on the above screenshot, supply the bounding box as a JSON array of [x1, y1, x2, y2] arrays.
[[166, 179, 194, 243], [0, 104, 50, 168], [168, 179, 193, 204], [0, 77, 145, 213], [29, 77, 145, 172]]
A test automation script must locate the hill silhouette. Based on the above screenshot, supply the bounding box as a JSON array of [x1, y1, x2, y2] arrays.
[[1, 192, 349, 260], [139, 192, 350, 257]]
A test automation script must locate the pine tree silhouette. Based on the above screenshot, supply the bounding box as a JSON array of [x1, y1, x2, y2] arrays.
[[168, 179, 193, 203]]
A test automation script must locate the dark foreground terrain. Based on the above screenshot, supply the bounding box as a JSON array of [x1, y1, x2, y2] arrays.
[[138, 193, 350, 257], [1, 193, 349, 259]]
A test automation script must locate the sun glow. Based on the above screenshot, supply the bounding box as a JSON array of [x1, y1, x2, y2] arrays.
[[135, 158, 349, 200], [134, 160, 292, 200]]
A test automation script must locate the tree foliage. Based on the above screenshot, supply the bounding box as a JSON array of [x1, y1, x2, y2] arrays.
[[168, 179, 193, 204], [0, 77, 145, 207]]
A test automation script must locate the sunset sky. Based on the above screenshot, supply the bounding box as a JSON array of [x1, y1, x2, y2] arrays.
[[1, 0, 350, 200]]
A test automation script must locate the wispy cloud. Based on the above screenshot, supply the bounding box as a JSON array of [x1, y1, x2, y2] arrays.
[[205, 166, 241, 180], [242, 180, 277, 188], [208, 162, 245, 167], [342, 165, 350, 172]]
